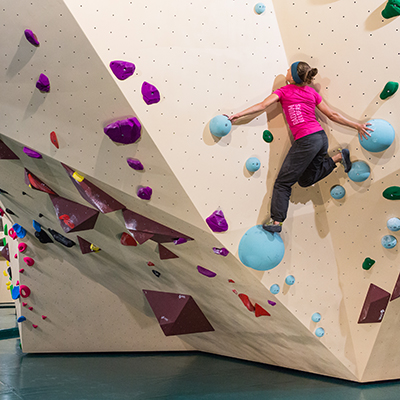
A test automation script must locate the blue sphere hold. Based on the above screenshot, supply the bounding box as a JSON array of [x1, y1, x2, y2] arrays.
[[312, 312, 321, 323], [387, 217, 400, 232], [348, 161, 370, 182], [315, 327, 325, 337], [238, 225, 285, 271], [270, 284, 280, 294], [382, 235, 397, 249], [246, 157, 261, 172], [360, 119, 395, 153], [285, 275, 295, 285], [330, 185, 345, 200], [255, 2, 266, 14], [209, 115, 232, 137]]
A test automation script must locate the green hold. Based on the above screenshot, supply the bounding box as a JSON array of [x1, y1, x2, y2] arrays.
[[363, 257, 376, 270], [2, 238, 5, 246], [263, 130, 273, 143], [4, 224, 7, 235], [383, 186, 400, 200], [10, 285, 13, 291], [382, 0, 400, 19], [380, 81, 399, 99]]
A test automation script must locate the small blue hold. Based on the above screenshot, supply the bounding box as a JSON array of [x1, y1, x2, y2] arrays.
[[209, 115, 232, 137], [33, 220, 42, 232], [382, 235, 397, 249], [285, 275, 295, 286], [255, 3, 266, 14], [315, 327, 325, 337], [17, 316, 26, 323], [330, 185, 345, 200], [312, 312, 321, 323], [246, 157, 261, 172], [11, 286, 20, 300], [387, 217, 400, 232], [270, 284, 280, 294], [12, 224, 26, 239]]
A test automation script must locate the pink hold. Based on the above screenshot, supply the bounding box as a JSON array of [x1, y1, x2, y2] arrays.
[[28, 307, 33, 311], [8, 228, 18, 240], [19, 268, 25, 273], [16, 280, 19, 285], [14, 254, 18, 259], [0, 208, 4, 216], [22, 302, 27, 307], [32, 324, 38, 329], [18, 243, 27, 252], [42, 315, 47, 320], [23, 257, 35, 266]]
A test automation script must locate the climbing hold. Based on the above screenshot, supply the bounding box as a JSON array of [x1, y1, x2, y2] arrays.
[[330, 185, 345, 200], [32, 220, 41, 232], [0, 189, 9, 195], [25, 169, 56, 195], [32, 324, 38, 329], [18, 243, 27, 253], [209, 115, 232, 137], [35, 230, 53, 244], [383, 186, 400, 200], [110, 60, 136, 80], [206, 209, 228, 232], [262, 130, 274, 143], [245, 157, 261, 172], [137, 186, 153, 200], [36, 73, 50, 92], [228, 279, 235, 283], [23, 147, 42, 159], [147, 262, 155, 266], [59, 215, 75, 230], [3, 224, 7, 235], [173, 238, 187, 245], [104, 117, 141, 144], [120, 232, 138, 246], [238, 293, 255, 312], [255, 303, 270, 317], [268, 300, 276, 306], [77, 236, 101, 254], [270, 284, 280, 294], [197, 265, 217, 278], [387, 217, 400, 231], [6, 208, 16, 216], [8, 229, 18, 240], [2, 270, 7, 276], [359, 119, 395, 153], [382, 0, 400, 19], [311, 312, 321, 322], [254, 3, 266, 14], [48, 229, 75, 247], [0, 208, 4, 216], [239, 225, 285, 271], [212, 247, 229, 256], [19, 269, 24, 273], [285, 275, 295, 285], [152, 270, 161, 278], [28, 307, 33, 311], [90, 244, 100, 252], [20, 285, 31, 298], [17, 316, 26, 323], [6, 281, 11, 286], [24, 29, 39, 46], [141, 82, 161, 105], [42, 315, 47, 320], [16, 281, 19, 285], [11, 286, 20, 300], [13, 224, 27, 239], [23, 257, 35, 266], [38, 214, 43, 218], [315, 327, 325, 337], [358, 283, 390, 323], [380, 81, 399, 100], [382, 235, 397, 249], [363, 257, 376, 270], [348, 161, 370, 182], [127, 158, 144, 171], [22, 302, 27, 307], [50, 131, 59, 148], [72, 171, 84, 182], [232, 289, 238, 295]]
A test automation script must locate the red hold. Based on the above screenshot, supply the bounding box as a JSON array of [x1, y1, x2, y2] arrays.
[[255, 303, 271, 317], [147, 262, 155, 266], [120, 232, 137, 246], [50, 131, 59, 149], [23, 257, 35, 266], [238, 293, 255, 312], [59, 215, 75, 229]]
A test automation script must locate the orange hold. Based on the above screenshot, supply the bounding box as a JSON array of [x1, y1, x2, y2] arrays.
[[50, 131, 59, 149], [238, 293, 255, 312], [255, 303, 271, 317]]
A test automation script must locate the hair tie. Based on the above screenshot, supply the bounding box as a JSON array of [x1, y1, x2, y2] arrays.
[[291, 62, 303, 84]]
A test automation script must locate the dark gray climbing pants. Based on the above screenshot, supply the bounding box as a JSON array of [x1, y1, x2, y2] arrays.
[[270, 130, 336, 222]]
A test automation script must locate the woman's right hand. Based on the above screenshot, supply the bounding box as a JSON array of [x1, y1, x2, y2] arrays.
[[358, 123, 373, 140]]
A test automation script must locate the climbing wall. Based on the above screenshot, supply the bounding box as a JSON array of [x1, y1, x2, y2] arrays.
[[0, 0, 399, 383]]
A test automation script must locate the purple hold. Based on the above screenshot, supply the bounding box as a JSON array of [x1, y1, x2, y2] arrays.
[[268, 300, 276, 306], [104, 118, 141, 144], [197, 265, 217, 278], [174, 238, 187, 245], [213, 247, 229, 256], [23, 147, 42, 159], [137, 186, 152, 200], [206, 209, 228, 233], [127, 158, 144, 171], [24, 29, 39, 46], [110, 60, 136, 80], [36, 73, 50, 92], [141, 82, 160, 105]]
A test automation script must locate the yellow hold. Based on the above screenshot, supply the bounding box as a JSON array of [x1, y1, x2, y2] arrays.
[[6, 261, 9, 266], [3, 270, 7, 276], [90, 244, 100, 252], [72, 171, 84, 182], [6, 281, 11, 286]]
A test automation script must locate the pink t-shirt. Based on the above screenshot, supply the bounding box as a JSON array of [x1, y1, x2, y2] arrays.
[[273, 84, 323, 141]]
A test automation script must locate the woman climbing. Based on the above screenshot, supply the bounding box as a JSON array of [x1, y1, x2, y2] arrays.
[[229, 61, 372, 232]]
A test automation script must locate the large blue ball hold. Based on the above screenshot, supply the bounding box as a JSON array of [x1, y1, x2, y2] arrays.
[[360, 119, 395, 152], [209, 115, 232, 137], [246, 157, 261, 172], [382, 235, 397, 249], [387, 217, 400, 232], [238, 225, 285, 271], [330, 185, 345, 200], [348, 161, 370, 182]]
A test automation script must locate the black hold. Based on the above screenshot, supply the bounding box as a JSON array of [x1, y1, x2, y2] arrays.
[[7, 267, 12, 280], [22, 192, 27, 196], [152, 270, 161, 278], [38, 213, 43, 218], [0, 188, 9, 194], [34, 230, 53, 244], [5, 208, 16, 216], [48, 228, 75, 248]]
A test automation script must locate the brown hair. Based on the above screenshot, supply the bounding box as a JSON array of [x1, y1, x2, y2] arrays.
[[297, 62, 318, 84]]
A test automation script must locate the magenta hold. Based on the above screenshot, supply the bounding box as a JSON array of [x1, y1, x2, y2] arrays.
[[28, 307, 33, 311], [18, 243, 27, 253], [32, 324, 38, 329], [19, 268, 25, 273], [20, 285, 31, 298], [14, 254, 18, 259], [8, 228, 18, 240], [23, 257, 35, 266], [16, 280, 19, 285]]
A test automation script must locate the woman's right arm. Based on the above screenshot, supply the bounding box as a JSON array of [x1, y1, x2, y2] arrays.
[[229, 93, 279, 122]]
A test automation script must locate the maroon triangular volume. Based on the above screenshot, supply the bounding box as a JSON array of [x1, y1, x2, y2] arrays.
[[49, 194, 99, 233], [1, 244, 10, 261], [25, 169, 57, 195], [129, 231, 154, 245], [61, 163, 125, 213], [123, 209, 193, 242], [158, 243, 178, 260], [143, 290, 214, 336], [0, 140, 19, 159], [358, 283, 391, 324], [77, 236, 100, 254], [391, 272, 400, 301]]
